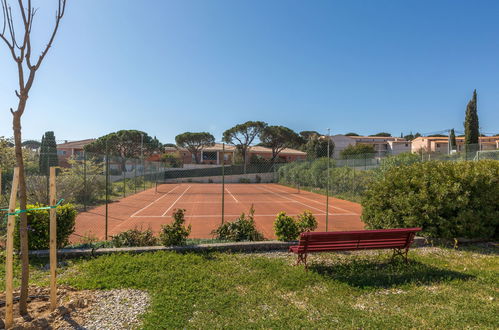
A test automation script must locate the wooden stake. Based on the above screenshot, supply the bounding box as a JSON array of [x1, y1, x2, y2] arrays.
[[5, 167, 19, 329], [49, 167, 57, 310]]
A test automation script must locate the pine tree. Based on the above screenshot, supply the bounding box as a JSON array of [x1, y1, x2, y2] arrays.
[[39, 131, 59, 175], [464, 90, 479, 148], [449, 129, 457, 150]]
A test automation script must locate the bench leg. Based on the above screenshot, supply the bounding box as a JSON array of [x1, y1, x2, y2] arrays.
[[392, 248, 409, 263], [295, 253, 308, 270]]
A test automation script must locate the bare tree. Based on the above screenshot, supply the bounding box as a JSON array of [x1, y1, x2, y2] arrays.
[[1, 0, 67, 315]]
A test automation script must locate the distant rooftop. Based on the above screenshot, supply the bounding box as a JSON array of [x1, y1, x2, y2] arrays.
[[57, 139, 96, 149]]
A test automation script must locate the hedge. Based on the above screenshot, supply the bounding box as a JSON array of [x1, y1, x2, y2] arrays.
[[362, 160, 499, 239], [14, 203, 77, 250]]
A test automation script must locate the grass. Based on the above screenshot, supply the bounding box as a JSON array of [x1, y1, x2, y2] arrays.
[[1, 245, 498, 329]]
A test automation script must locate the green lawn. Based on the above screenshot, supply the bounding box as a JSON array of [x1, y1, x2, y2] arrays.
[[2, 245, 498, 329]]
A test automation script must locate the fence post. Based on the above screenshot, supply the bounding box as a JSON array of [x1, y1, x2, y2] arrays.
[[221, 143, 225, 225], [326, 129, 330, 231], [134, 158, 137, 194], [83, 151, 87, 212], [49, 167, 57, 311], [5, 167, 19, 329], [105, 144, 109, 240], [123, 157, 126, 198]]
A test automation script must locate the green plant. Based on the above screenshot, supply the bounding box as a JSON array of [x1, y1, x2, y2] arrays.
[[160, 209, 192, 246], [296, 210, 317, 232], [238, 178, 251, 183], [362, 160, 499, 239], [212, 205, 264, 241], [273, 212, 300, 241], [111, 228, 158, 247], [14, 203, 77, 250]]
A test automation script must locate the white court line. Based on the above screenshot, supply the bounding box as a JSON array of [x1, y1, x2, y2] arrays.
[[161, 185, 192, 216], [130, 185, 180, 218], [256, 186, 332, 215], [225, 187, 239, 203], [269, 185, 357, 214]]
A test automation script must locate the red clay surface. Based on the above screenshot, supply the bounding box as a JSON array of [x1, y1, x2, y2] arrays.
[[72, 183, 364, 242]]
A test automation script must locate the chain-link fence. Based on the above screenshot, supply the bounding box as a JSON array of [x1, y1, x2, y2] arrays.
[[1, 138, 498, 246]]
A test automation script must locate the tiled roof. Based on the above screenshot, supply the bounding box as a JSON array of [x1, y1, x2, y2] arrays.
[[166, 143, 306, 155], [57, 139, 96, 149]]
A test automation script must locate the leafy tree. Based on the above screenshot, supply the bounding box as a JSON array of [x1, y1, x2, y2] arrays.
[[85, 130, 162, 169], [175, 132, 215, 164], [0, 137, 16, 169], [260, 126, 302, 163], [345, 132, 360, 136], [369, 132, 392, 137], [449, 129, 457, 150], [161, 153, 183, 168], [304, 134, 333, 159], [403, 132, 421, 141], [299, 131, 320, 140], [464, 89, 479, 149], [222, 121, 267, 171], [340, 144, 376, 159], [21, 140, 41, 150], [39, 131, 59, 175], [428, 134, 447, 137]]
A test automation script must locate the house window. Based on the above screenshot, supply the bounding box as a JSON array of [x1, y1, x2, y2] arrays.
[[57, 150, 66, 156], [436, 144, 440, 148], [202, 151, 217, 161]]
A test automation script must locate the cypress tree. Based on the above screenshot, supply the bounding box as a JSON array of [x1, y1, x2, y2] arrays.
[[449, 129, 457, 150], [464, 90, 479, 148], [39, 131, 59, 175]]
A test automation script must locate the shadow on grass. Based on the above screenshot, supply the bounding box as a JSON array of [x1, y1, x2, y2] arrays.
[[310, 259, 474, 288]]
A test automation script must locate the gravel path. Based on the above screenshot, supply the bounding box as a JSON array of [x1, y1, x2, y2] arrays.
[[59, 289, 150, 330]]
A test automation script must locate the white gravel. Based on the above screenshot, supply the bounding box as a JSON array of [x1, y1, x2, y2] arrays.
[[61, 289, 150, 330]]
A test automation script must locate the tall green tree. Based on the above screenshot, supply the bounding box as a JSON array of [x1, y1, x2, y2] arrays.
[[85, 130, 162, 170], [464, 89, 479, 148], [39, 131, 59, 175], [449, 129, 457, 151], [369, 132, 392, 137], [175, 132, 215, 164], [222, 121, 267, 171], [304, 134, 334, 159], [260, 126, 302, 163], [299, 131, 320, 141]]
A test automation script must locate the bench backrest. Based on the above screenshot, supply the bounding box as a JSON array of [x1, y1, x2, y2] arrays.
[[295, 228, 421, 254]]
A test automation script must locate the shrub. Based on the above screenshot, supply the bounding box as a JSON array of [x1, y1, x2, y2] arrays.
[[239, 178, 251, 184], [14, 203, 77, 250], [273, 212, 300, 241], [160, 209, 191, 246], [296, 210, 317, 232], [111, 228, 158, 247], [362, 160, 499, 239], [212, 205, 264, 241]]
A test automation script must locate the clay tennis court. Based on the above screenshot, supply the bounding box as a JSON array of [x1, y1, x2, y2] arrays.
[[72, 183, 364, 242]]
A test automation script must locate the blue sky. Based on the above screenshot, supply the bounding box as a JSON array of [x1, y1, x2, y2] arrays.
[[1, 0, 498, 143]]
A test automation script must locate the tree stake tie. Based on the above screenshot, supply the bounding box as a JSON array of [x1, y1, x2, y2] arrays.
[[1, 198, 64, 218]]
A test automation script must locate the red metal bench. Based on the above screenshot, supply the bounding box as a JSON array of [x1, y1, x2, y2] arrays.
[[289, 228, 421, 269]]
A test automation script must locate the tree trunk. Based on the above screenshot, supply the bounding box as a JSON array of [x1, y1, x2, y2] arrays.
[[12, 110, 29, 315]]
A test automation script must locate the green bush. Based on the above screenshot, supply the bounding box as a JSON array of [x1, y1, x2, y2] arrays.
[[111, 228, 158, 247], [296, 210, 318, 232], [212, 205, 264, 241], [160, 209, 191, 246], [273, 212, 300, 241], [14, 203, 77, 250], [238, 178, 251, 183], [362, 160, 499, 239]]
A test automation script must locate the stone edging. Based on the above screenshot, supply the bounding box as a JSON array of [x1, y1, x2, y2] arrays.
[[28, 237, 428, 258]]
